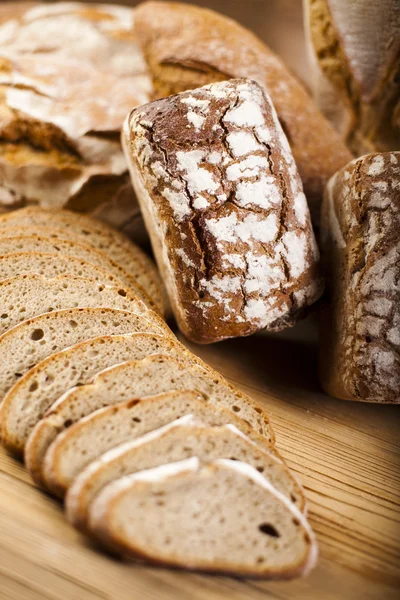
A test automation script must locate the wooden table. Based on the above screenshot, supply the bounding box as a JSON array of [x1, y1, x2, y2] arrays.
[[1, 324, 399, 600]]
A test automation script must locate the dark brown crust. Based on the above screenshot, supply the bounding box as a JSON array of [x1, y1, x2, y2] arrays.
[[134, 1, 353, 223], [320, 152, 400, 403], [125, 79, 323, 343]]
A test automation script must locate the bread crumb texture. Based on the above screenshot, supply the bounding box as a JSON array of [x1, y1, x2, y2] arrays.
[[126, 79, 323, 342]]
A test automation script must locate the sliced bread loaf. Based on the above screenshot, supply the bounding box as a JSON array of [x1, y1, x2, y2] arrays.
[[0, 207, 164, 312], [88, 457, 317, 578], [1, 333, 194, 457], [0, 236, 161, 313], [0, 307, 166, 402], [66, 417, 305, 532], [26, 354, 274, 488], [0, 273, 169, 336], [37, 389, 277, 497]]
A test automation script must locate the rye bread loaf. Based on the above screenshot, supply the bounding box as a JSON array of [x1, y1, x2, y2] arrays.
[[0, 2, 150, 237], [1, 333, 194, 457], [133, 1, 352, 222], [66, 416, 305, 533], [0, 273, 169, 337], [123, 78, 323, 343], [88, 457, 317, 578], [38, 388, 277, 498], [0, 306, 166, 402], [0, 207, 164, 313], [0, 235, 159, 311], [320, 152, 400, 403], [25, 354, 275, 488], [304, 0, 400, 155]]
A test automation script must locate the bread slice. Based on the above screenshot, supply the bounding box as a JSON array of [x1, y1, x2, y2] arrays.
[[88, 457, 317, 578], [37, 388, 277, 498], [0, 273, 169, 336], [26, 354, 274, 488], [66, 417, 305, 532], [1, 334, 193, 457], [0, 207, 164, 312], [0, 307, 166, 403], [0, 236, 161, 313]]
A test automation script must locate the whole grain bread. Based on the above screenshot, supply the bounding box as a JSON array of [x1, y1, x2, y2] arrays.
[[304, 0, 400, 154], [1, 333, 193, 457], [0, 235, 159, 311], [37, 386, 276, 498], [0, 207, 164, 313], [0, 273, 169, 336], [133, 1, 353, 222], [0, 306, 166, 402], [26, 354, 275, 489], [124, 79, 323, 343], [88, 457, 317, 578], [0, 2, 150, 236], [66, 416, 305, 533], [320, 152, 400, 403]]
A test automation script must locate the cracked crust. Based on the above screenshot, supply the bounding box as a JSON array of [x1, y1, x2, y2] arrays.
[[0, 2, 151, 230], [123, 79, 323, 343], [133, 1, 353, 223], [320, 152, 400, 403]]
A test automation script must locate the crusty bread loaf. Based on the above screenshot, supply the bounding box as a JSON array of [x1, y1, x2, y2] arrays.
[[0, 273, 169, 336], [88, 457, 317, 578], [320, 152, 400, 403], [304, 0, 400, 155], [1, 333, 193, 457], [66, 416, 305, 532], [124, 79, 323, 343], [26, 354, 275, 489], [0, 207, 165, 312], [0, 235, 159, 311], [133, 1, 353, 222], [0, 306, 165, 402], [0, 2, 150, 236]]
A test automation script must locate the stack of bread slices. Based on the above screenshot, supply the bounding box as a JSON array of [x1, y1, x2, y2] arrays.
[[0, 206, 317, 578]]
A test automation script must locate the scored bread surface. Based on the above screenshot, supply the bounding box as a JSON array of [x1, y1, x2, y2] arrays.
[[1, 333, 194, 456], [88, 458, 317, 578], [0, 307, 166, 402], [66, 417, 305, 532]]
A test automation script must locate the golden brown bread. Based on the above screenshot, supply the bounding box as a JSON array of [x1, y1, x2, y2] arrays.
[[320, 152, 400, 403], [133, 0, 353, 223]]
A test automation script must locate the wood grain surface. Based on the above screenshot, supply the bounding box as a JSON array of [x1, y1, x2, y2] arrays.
[[1, 323, 399, 600], [1, 2, 399, 599]]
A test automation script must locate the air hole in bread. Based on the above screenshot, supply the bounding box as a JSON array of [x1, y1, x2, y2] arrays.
[[292, 518, 300, 526], [232, 405, 240, 412], [256, 556, 265, 564], [64, 419, 73, 428], [290, 494, 297, 503], [132, 417, 141, 423], [28, 381, 39, 393], [365, 336, 372, 343], [259, 523, 280, 538], [1, 313, 8, 319], [14, 373, 22, 378], [30, 329, 44, 341], [256, 466, 265, 473], [69, 320, 78, 328]]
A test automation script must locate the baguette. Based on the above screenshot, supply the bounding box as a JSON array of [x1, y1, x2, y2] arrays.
[[88, 458, 317, 578], [66, 416, 305, 533]]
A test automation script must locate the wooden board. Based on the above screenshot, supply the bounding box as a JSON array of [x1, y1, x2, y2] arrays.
[[1, 324, 399, 600]]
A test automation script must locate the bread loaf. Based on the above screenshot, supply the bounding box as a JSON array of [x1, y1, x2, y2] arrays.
[[133, 1, 353, 221], [0, 305, 166, 401], [124, 79, 323, 343], [0, 2, 150, 235], [88, 458, 317, 578], [304, 0, 400, 154], [26, 354, 275, 489], [320, 152, 400, 403], [0, 207, 165, 313], [1, 333, 192, 456], [66, 416, 305, 533]]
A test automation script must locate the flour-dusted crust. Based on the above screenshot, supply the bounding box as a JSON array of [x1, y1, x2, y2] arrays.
[[304, 0, 400, 154], [320, 152, 400, 403], [133, 1, 353, 222], [0, 2, 151, 228], [124, 79, 323, 343]]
